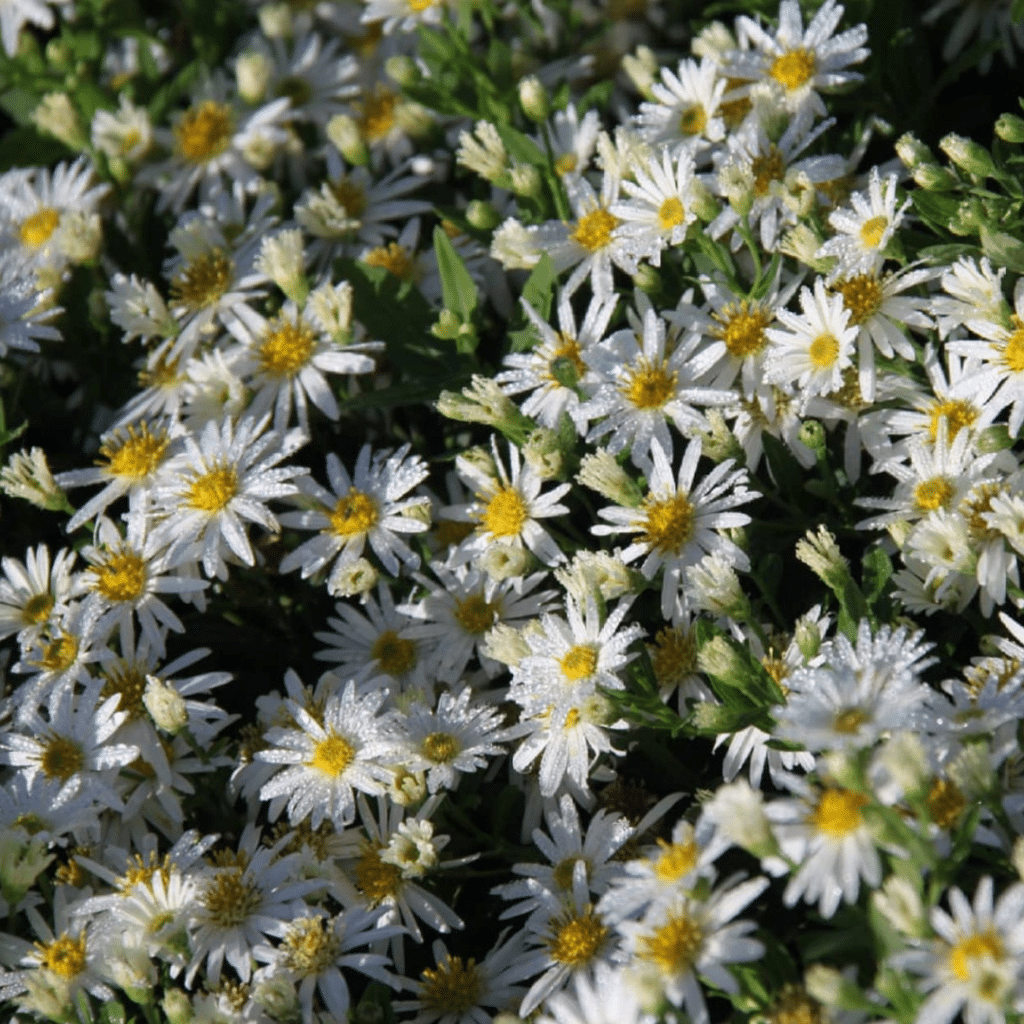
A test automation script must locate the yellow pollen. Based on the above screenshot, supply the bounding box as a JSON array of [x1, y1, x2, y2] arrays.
[[761, 653, 789, 687], [99, 424, 170, 481], [308, 733, 356, 778], [832, 707, 869, 734], [1002, 319, 1024, 373], [809, 788, 868, 838], [768, 985, 826, 1024], [564, 706, 581, 728], [547, 333, 587, 381], [752, 147, 785, 197], [174, 100, 234, 162], [201, 867, 262, 926], [21, 592, 54, 626], [622, 358, 677, 409], [928, 398, 977, 442], [170, 248, 233, 311], [356, 844, 402, 903], [560, 644, 598, 682], [35, 632, 79, 674], [715, 302, 772, 358], [927, 777, 966, 830], [409, 0, 436, 11], [570, 207, 619, 252], [653, 837, 698, 882], [658, 196, 687, 231], [482, 486, 528, 538], [328, 488, 379, 537], [258, 316, 317, 377], [40, 735, 85, 781], [101, 664, 149, 719], [859, 215, 888, 249], [330, 176, 368, 217], [364, 242, 416, 281], [421, 732, 460, 763], [914, 476, 955, 513], [14, 812, 47, 835], [91, 550, 147, 603], [835, 274, 882, 325], [117, 852, 172, 894], [770, 48, 816, 90], [547, 908, 609, 966], [20, 207, 60, 248], [37, 934, 87, 979], [640, 492, 696, 555], [138, 352, 182, 390], [187, 466, 237, 512], [555, 153, 579, 176], [281, 916, 341, 975], [371, 629, 417, 676], [809, 333, 840, 369], [962, 481, 1004, 542], [719, 78, 752, 130], [453, 593, 497, 635], [678, 104, 707, 136], [949, 931, 1005, 982], [639, 910, 704, 974], [420, 954, 482, 1013], [650, 625, 697, 686], [358, 87, 398, 142]]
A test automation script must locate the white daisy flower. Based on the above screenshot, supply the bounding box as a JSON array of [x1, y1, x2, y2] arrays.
[[593, 437, 753, 619], [816, 166, 910, 279], [257, 675, 401, 829], [0, 544, 77, 642], [146, 413, 305, 580], [932, 255, 1007, 340], [544, 103, 601, 181], [0, 0, 70, 57], [634, 56, 726, 159], [278, 443, 430, 588], [534, 962, 654, 1024], [764, 276, 858, 403], [0, 256, 61, 357]]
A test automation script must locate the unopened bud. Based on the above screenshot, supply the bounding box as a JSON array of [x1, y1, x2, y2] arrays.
[[894, 131, 934, 170], [385, 55, 418, 87], [510, 163, 542, 199], [327, 113, 369, 166], [236, 52, 272, 103], [144, 676, 189, 735], [910, 163, 958, 191], [996, 113, 1024, 144], [465, 199, 500, 231], [258, 2, 293, 37], [518, 76, 549, 122], [940, 133, 996, 179], [161, 989, 193, 1024]]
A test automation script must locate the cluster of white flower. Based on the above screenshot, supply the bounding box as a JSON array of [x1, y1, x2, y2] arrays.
[[3, 0, 1024, 1023]]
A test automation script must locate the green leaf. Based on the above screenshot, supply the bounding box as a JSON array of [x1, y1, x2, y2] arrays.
[[0, 398, 27, 451], [980, 224, 1024, 273], [97, 1001, 127, 1024], [862, 546, 893, 605], [433, 226, 478, 324], [508, 254, 556, 353]]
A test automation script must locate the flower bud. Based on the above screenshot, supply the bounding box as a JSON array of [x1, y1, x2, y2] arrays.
[[143, 676, 189, 735], [894, 131, 934, 169], [327, 113, 369, 166], [518, 75, 549, 121], [161, 989, 193, 1024], [33, 93, 88, 150], [996, 113, 1024, 144], [466, 199, 500, 230], [510, 163, 543, 199], [940, 133, 996, 179], [236, 52, 272, 103], [385, 55, 419, 87], [258, 3, 293, 37]]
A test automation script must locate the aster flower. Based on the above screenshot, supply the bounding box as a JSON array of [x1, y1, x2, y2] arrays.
[[534, 962, 655, 1024], [0, 544, 77, 642], [278, 443, 430, 588]]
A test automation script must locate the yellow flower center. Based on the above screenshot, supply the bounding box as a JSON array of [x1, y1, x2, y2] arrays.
[[809, 788, 869, 838], [547, 908, 609, 966], [560, 644, 598, 682], [37, 934, 87, 979], [421, 732, 460, 764], [547, 332, 587, 382], [859, 215, 888, 249], [358, 87, 398, 142], [571, 207, 620, 253], [453, 593, 497, 635], [91, 550, 147, 603], [928, 398, 977, 442], [949, 931, 1005, 982], [914, 476, 955, 513], [650, 624, 697, 686], [555, 153, 578, 176], [101, 664, 150, 720], [481, 486, 528, 538], [308, 733, 356, 778], [752, 147, 785, 197], [281, 916, 341, 976], [658, 196, 687, 231], [714, 302, 772, 358], [20, 207, 61, 248], [371, 629, 417, 676], [364, 242, 416, 281], [640, 492, 696, 555], [832, 707, 869, 734], [40, 735, 85, 781], [356, 844, 402, 903], [1002, 319, 1024, 373], [201, 867, 262, 926], [621, 357, 677, 409], [21, 592, 54, 626], [653, 837, 698, 882], [170, 249, 234, 311], [719, 78, 752, 130], [138, 352, 182, 390], [419, 954, 482, 1014], [329, 176, 368, 217], [564, 706, 581, 728], [258, 316, 317, 377], [679, 104, 707, 136], [328, 489, 379, 537], [927, 777, 966, 830], [768, 985, 826, 1024], [639, 910, 704, 974], [835, 274, 882, 325], [770, 48, 816, 90], [174, 100, 234, 162], [809, 333, 840, 369], [35, 632, 79, 674], [99, 424, 170, 481], [187, 466, 238, 512]]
